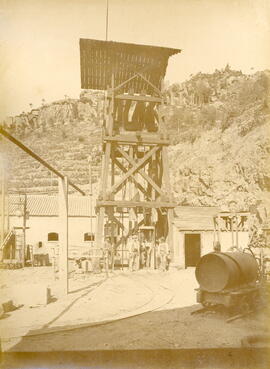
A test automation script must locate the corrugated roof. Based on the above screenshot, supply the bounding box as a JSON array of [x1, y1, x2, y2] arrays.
[[8, 195, 95, 217], [80, 38, 181, 93], [173, 206, 220, 231], [9, 196, 219, 229]]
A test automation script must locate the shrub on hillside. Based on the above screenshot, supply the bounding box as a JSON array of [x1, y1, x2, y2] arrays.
[[199, 105, 217, 128]]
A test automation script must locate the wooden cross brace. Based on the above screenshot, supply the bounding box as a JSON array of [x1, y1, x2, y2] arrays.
[[111, 146, 163, 196], [107, 145, 162, 196], [113, 157, 152, 201]]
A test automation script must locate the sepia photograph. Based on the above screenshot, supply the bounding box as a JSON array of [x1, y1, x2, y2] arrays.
[[0, 0, 269, 368]]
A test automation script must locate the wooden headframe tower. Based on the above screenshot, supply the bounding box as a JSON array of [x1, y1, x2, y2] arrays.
[[80, 39, 181, 255]]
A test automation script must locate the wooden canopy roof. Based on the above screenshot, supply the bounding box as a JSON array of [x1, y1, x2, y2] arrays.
[[80, 39, 181, 93]]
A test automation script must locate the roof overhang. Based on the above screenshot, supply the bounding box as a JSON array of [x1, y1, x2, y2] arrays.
[[80, 38, 181, 93]]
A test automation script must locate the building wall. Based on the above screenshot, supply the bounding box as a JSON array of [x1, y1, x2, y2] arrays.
[[9, 215, 96, 246], [172, 225, 250, 268]]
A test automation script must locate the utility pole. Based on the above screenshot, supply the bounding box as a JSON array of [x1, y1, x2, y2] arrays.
[[14, 193, 28, 267], [1, 163, 5, 246], [58, 176, 68, 295], [22, 194, 27, 267], [88, 155, 93, 244]]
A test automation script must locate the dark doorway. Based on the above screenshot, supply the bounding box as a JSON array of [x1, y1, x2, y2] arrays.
[[184, 233, 201, 267]]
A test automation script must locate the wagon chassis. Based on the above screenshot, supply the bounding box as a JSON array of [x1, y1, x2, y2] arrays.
[[192, 283, 263, 322]]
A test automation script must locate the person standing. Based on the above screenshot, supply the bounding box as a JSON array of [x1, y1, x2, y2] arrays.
[[145, 239, 152, 268], [127, 235, 139, 271], [127, 236, 134, 271], [103, 236, 112, 274], [140, 239, 146, 269], [158, 237, 169, 272]]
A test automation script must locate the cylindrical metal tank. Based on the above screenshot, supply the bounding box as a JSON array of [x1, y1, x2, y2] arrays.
[[195, 252, 258, 293]]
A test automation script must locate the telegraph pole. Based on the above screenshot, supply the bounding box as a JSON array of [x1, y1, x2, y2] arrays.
[[22, 194, 27, 267], [88, 155, 93, 243], [0, 163, 5, 247]]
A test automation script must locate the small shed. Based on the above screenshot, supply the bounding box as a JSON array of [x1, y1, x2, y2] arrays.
[[172, 206, 250, 268]]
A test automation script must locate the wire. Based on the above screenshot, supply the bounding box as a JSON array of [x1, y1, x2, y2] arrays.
[[106, 0, 109, 41]]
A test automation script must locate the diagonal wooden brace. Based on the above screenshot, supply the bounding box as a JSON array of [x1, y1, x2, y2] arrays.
[[106, 211, 126, 231], [113, 157, 151, 201], [109, 146, 160, 195], [117, 146, 163, 195], [115, 219, 145, 248]]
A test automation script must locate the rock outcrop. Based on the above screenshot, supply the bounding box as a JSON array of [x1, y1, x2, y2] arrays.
[[1, 68, 269, 219]]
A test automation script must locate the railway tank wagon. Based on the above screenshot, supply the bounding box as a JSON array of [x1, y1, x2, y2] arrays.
[[195, 251, 260, 312]]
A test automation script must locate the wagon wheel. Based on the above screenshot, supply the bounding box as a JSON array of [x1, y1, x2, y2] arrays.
[[202, 301, 213, 309], [239, 295, 251, 315]]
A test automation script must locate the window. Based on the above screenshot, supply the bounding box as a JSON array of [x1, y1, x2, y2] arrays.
[[84, 232, 95, 241], [48, 232, 59, 241]]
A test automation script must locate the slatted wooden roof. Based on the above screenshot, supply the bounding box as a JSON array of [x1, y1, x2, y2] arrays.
[[80, 39, 181, 93]]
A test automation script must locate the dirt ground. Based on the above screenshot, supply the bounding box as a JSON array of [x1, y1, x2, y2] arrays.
[[0, 266, 269, 354], [4, 298, 268, 352]]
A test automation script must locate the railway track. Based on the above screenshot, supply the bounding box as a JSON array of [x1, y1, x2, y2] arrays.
[[1, 271, 176, 349]]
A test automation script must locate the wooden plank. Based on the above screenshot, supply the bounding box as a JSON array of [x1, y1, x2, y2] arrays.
[[107, 212, 125, 231], [101, 143, 111, 196], [108, 74, 114, 136], [104, 135, 170, 146], [118, 146, 163, 195], [97, 200, 176, 208], [108, 146, 160, 195], [111, 74, 138, 93], [135, 72, 162, 96], [113, 157, 151, 200], [129, 146, 133, 202], [107, 93, 162, 103]]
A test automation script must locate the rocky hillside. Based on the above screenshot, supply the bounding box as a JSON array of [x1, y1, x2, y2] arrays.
[[1, 67, 269, 219], [1, 91, 104, 194], [166, 67, 270, 216]]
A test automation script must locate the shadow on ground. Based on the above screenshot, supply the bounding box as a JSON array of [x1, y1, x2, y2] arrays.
[[3, 302, 269, 353], [1, 348, 269, 369]]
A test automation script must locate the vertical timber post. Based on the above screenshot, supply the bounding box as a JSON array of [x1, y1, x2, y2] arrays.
[[95, 74, 114, 251], [0, 164, 5, 247], [58, 176, 68, 295], [22, 194, 27, 267], [217, 214, 221, 246]]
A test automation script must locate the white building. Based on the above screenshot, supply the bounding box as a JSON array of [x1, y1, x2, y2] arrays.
[[8, 195, 96, 260], [172, 206, 250, 268], [7, 196, 250, 267]]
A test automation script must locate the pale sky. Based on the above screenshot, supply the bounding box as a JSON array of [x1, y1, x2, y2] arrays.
[[0, 0, 269, 119]]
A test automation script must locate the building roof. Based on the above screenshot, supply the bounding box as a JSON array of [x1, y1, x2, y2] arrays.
[[9, 195, 95, 217], [80, 38, 181, 93], [173, 206, 220, 231], [9, 195, 219, 229]]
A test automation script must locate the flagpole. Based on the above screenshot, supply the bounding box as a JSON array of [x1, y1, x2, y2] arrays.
[[106, 0, 109, 41]]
